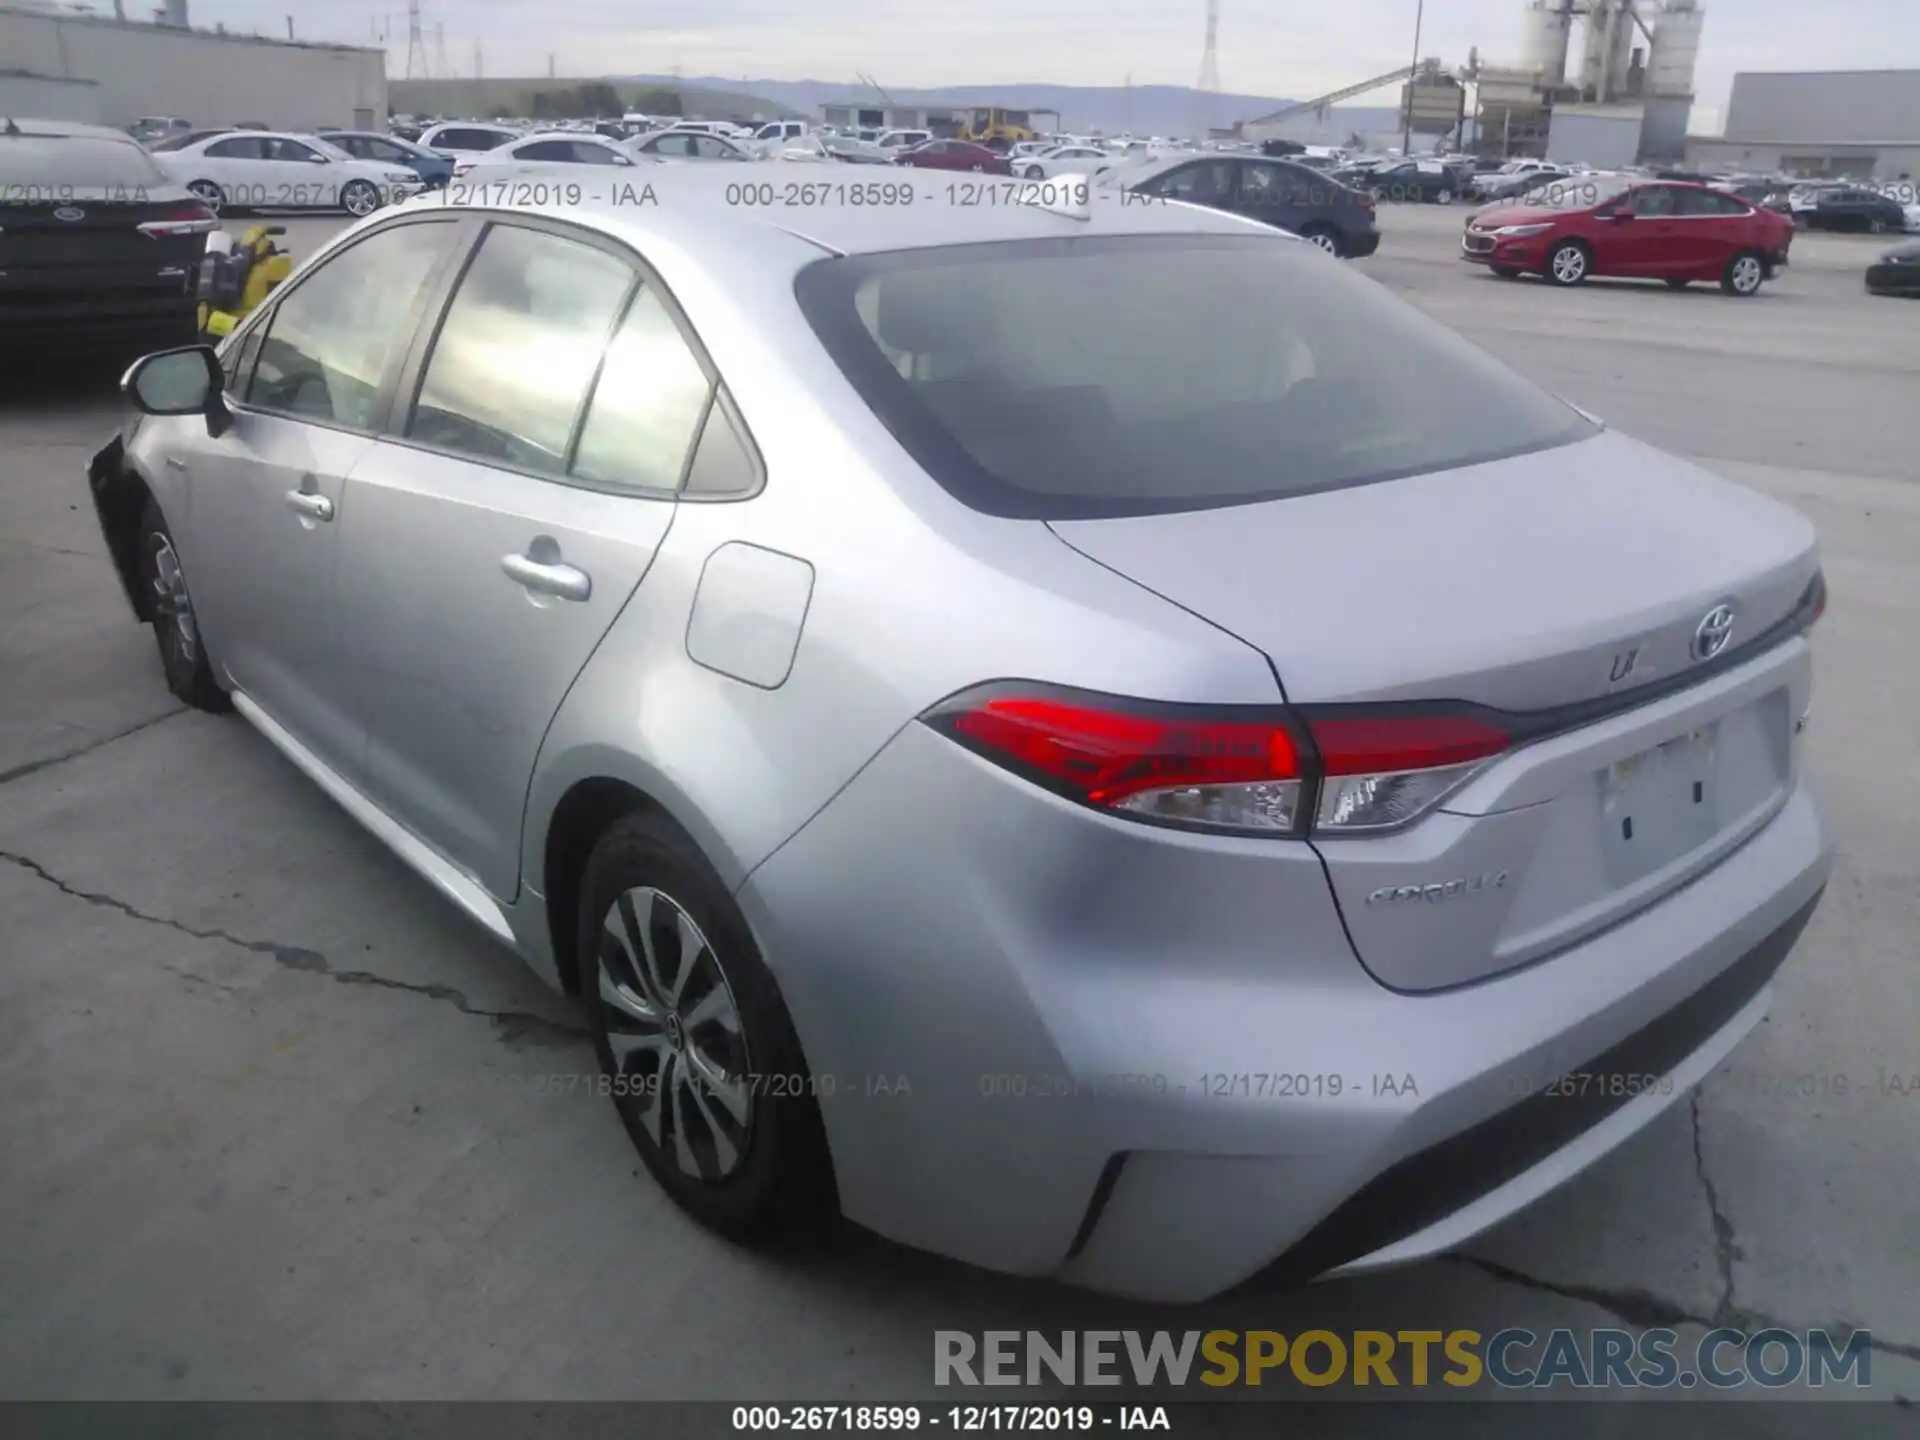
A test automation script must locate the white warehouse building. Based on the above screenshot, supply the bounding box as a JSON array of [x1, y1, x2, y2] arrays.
[[0, 3, 387, 132]]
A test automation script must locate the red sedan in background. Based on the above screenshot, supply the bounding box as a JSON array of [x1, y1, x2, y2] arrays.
[[1462, 176, 1795, 295], [893, 139, 1013, 175]]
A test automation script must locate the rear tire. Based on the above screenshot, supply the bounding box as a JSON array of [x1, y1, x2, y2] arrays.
[[1721, 250, 1765, 296], [137, 498, 230, 712], [1299, 223, 1343, 257], [579, 810, 837, 1244], [1546, 240, 1591, 286]]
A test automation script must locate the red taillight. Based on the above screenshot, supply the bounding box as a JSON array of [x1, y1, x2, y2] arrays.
[[138, 203, 217, 237], [928, 686, 1511, 838], [1304, 713, 1511, 776]]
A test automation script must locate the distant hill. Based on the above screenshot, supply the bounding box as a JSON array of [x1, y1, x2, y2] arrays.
[[632, 75, 1404, 142]]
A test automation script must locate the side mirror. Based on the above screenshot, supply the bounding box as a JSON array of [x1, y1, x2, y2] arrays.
[[122, 345, 232, 437]]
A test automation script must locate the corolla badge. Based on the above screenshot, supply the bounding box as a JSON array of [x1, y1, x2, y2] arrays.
[[1692, 604, 1737, 662], [1366, 872, 1510, 907]]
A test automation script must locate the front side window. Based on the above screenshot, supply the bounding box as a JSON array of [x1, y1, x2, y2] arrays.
[[246, 221, 456, 427], [1627, 185, 1678, 216], [407, 224, 634, 475], [796, 234, 1594, 520], [267, 138, 323, 163], [571, 286, 713, 493], [568, 141, 630, 166], [649, 134, 696, 157], [515, 140, 577, 163]]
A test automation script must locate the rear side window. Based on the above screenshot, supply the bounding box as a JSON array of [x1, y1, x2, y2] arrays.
[[795, 234, 1595, 520], [515, 140, 578, 163], [247, 221, 457, 428], [570, 286, 713, 493], [407, 224, 634, 475], [206, 136, 266, 160], [1679, 188, 1748, 216], [0, 135, 166, 188]]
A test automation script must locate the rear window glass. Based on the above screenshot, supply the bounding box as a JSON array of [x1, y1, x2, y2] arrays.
[[794, 234, 1595, 520], [0, 135, 167, 190]]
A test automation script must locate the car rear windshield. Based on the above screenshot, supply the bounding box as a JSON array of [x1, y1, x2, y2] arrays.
[[0, 134, 167, 190], [793, 234, 1595, 520]]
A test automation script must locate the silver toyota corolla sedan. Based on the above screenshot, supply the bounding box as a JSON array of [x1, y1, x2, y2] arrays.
[[86, 173, 1832, 1303]]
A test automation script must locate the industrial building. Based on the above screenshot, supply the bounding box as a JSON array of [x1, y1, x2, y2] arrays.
[[1468, 0, 1704, 162], [1685, 71, 1920, 179], [0, 2, 386, 132]]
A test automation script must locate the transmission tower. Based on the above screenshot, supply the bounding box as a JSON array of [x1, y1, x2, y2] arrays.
[[1195, 0, 1221, 138], [435, 22, 448, 79], [473, 39, 483, 80], [404, 0, 427, 80]]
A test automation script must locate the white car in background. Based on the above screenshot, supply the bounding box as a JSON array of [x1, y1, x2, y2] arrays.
[[451, 131, 650, 179], [417, 121, 521, 160], [1012, 143, 1119, 180], [627, 128, 758, 162], [876, 128, 932, 151], [151, 131, 422, 217]]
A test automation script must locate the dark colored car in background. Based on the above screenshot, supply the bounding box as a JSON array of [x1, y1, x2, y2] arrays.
[[1866, 238, 1920, 296], [319, 129, 454, 188], [1477, 167, 1577, 203], [0, 118, 217, 360], [1463, 177, 1793, 294], [1365, 160, 1465, 204], [1099, 154, 1380, 258], [893, 139, 1012, 174], [1798, 187, 1908, 234]]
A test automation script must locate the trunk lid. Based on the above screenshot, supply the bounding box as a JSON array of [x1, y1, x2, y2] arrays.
[[1049, 428, 1821, 990], [0, 188, 210, 303]]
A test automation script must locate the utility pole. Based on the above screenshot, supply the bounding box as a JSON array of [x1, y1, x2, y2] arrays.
[[1196, 0, 1220, 140], [1401, 0, 1425, 156], [404, 0, 426, 80], [473, 39, 482, 81], [548, 54, 557, 79], [285, 15, 293, 39]]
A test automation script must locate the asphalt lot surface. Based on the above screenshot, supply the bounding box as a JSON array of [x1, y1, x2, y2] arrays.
[[2, 198, 1917, 1413]]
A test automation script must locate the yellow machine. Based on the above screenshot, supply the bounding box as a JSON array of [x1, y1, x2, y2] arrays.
[[954, 107, 1039, 150], [196, 224, 294, 338]]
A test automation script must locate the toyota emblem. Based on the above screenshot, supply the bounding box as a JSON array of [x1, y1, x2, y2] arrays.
[[52, 205, 87, 222], [1692, 604, 1737, 662]]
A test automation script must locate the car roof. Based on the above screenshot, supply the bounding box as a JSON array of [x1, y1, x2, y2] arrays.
[[3, 118, 148, 143], [408, 167, 1283, 273]]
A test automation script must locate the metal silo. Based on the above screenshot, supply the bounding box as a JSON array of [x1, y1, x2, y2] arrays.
[[1521, 0, 1574, 86], [1648, 0, 1705, 98]]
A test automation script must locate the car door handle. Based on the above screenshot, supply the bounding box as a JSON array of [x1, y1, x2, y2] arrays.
[[285, 489, 334, 522], [501, 552, 592, 602]]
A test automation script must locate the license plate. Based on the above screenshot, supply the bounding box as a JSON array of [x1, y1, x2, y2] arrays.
[[1599, 725, 1722, 882]]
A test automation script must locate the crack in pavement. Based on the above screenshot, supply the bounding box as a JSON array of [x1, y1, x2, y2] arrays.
[[1690, 1089, 1745, 1326], [0, 849, 585, 1049], [0, 707, 191, 789], [1444, 1095, 1920, 1368]]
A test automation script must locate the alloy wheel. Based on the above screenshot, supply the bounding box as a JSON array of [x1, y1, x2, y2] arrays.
[[597, 886, 753, 1182], [343, 182, 379, 217], [1552, 245, 1587, 283], [150, 534, 198, 667], [187, 181, 223, 215], [1307, 230, 1339, 254]]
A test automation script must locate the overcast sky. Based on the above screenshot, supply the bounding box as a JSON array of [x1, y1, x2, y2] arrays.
[[184, 0, 1919, 131]]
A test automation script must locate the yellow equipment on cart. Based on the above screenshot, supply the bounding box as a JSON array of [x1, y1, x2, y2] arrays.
[[196, 224, 294, 338]]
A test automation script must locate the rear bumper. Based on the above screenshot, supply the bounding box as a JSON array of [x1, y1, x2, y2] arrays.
[[1, 293, 199, 350], [1866, 264, 1919, 294], [739, 717, 1831, 1302]]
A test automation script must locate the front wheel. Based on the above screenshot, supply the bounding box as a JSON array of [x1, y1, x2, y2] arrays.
[[138, 498, 230, 712], [340, 179, 381, 218], [1721, 250, 1766, 296], [1546, 240, 1591, 286], [580, 811, 837, 1243], [1022, 164, 1044, 179]]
